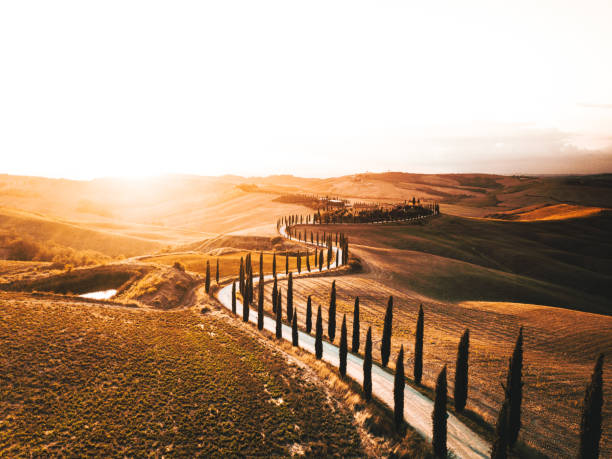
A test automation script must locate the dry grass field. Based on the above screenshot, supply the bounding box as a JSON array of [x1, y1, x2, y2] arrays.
[[265, 270, 611, 458], [299, 213, 612, 314], [143, 250, 320, 280], [0, 295, 365, 457], [279, 217, 612, 457]]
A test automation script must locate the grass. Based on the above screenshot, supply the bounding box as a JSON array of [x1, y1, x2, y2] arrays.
[[299, 214, 612, 313], [0, 206, 162, 258], [0, 295, 364, 457], [143, 250, 322, 280], [265, 274, 612, 457]]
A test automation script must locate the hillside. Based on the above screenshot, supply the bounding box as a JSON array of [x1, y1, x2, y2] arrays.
[[299, 213, 612, 314], [277, 216, 612, 456], [0, 295, 365, 456], [1, 173, 611, 241]]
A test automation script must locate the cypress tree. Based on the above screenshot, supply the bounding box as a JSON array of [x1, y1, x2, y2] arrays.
[[292, 310, 299, 346], [339, 314, 347, 378], [454, 329, 470, 412], [491, 399, 510, 459], [297, 251, 301, 273], [432, 365, 448, 459], [315, 305, 323, 359], [327, 244, 331, 270], [239, 257, 245, 296], [351, 296, 360, 353], [363, 327, 372, 401], [259, 252, 264, 283], [272, 276, 278, 314], [328, 280, 336, 342], [381, 296, 393, 367], [275, 289, 282, 339], [257, 281, 264, 330], [394, 345, 405, 431], [285, 252, 289, 275], [319, 249, 323, 271], [242, 278, 250, 322], [215, 258, 219, 284], [272, 252, 277, 277], [305, 295, 312, 333], [414, 304, 424, 384], [578, 354, 604, 459], [287, 272, 294, 322], [231, 281, 236, 314], [205, 260, 211, 293], [506, 327, 524, 448], [306, 249, 311, 272]]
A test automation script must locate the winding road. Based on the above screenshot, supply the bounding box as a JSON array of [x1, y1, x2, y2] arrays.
[[214, 223, 491, 459]]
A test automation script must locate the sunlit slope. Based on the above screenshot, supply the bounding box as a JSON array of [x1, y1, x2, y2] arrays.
[[0, 175, 310, 236], [0, 296, 363, 456], [264, 274, 611, 458], [0, 207, 162, 258], [484, 203, 606, 221], [2, 173, 611, 231]]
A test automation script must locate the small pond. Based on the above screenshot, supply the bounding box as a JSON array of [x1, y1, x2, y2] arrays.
[[79, 289, 117, 300]]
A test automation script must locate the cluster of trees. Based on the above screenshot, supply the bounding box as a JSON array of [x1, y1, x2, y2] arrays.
[[204, 258, 221, 294], [277, 201, 439, 229], [284, 227, 350, 267], [273, 193, 349, 210]]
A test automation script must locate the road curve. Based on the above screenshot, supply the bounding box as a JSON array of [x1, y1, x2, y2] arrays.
[[215, 225, 491, 459]]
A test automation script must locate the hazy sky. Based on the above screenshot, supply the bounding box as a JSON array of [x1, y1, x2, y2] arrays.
[[1, 1, 611, 179]]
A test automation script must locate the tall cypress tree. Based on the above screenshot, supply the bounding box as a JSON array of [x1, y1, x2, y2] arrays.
[[287, 272, 293, 322], [491, 399, 510, 459], [454, 329, 470, 412], [285, 252, 289, 275], [275, 289, 282, 339], [352, 296, 360, 353], [257, 281, 264, 330], [205, 260, 211, 293], [259, 252, 264, 284], [315, 305, 323, 359], [305, 295, 312, 333], [432, 365, 448, 459], [319, 249, 323, 271], [231, 281, 236, 314], [297, 251, 301, 274], [506, 327, 524, 448], [215, 258, 219, 284], [339, 314, 347, 378], [306, 249, 311, 272], [292, 310, 299, 347], [271, 276, 278, 314], [414, 304, 424, 384], [239, 257, 245, 296], [242, 278, 250, 322], [363, 327, 372, 401], [381, 296, 393, 367], [578, 353, 604, 459], [272, 252, 277, 278], [328, 280, 336, 342], [394, 345, 405, 431]]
